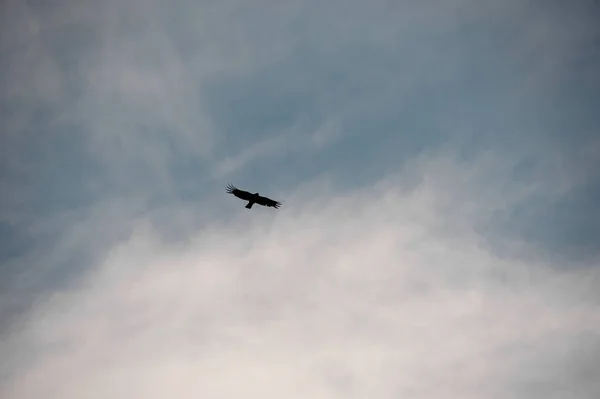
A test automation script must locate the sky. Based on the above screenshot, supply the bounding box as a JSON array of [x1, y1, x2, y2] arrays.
[[1, 0, 599, 398]]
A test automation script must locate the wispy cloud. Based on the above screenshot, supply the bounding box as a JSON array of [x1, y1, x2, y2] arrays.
[[213, 116, 343, 179]]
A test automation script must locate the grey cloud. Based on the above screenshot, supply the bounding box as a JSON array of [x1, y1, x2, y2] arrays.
[[3, 0, 599, 229], [496, 332, 600, 399]]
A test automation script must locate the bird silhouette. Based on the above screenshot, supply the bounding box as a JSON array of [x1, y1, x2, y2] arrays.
[[226, 184, 282, 209]]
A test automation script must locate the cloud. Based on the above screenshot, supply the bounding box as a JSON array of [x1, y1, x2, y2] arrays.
[[1, 0, 600, 397], [2, 153, 600, 399], [213, 116, 343, 179], [214, 133, 299, 179], [3, 0, 599, 207]]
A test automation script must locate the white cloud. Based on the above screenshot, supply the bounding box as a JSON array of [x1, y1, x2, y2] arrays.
[[212, 116, 343, 179], [213, 134, 296, 178], [311, 117, 343, 149], [2, 153, 598, 399]]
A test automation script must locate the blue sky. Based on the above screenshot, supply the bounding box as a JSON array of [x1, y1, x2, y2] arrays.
[[1, 0, 600, 398]]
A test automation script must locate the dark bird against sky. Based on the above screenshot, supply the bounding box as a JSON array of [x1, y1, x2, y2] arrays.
[[226, 184, 282, 209]]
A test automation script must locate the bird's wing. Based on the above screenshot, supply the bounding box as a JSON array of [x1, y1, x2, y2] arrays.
[[255, 195, 282, 208], [226, 184, 253, 200]]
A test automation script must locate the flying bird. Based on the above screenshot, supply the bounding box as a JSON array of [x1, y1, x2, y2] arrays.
[[226, 184, 282, 209]]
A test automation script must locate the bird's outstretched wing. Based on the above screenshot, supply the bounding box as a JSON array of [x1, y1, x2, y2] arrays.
[[255, 195, 282, 209], [226, 184, 253, 201]]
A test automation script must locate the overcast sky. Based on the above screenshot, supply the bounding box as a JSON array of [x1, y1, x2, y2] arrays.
[[1, 0, 599, 398]]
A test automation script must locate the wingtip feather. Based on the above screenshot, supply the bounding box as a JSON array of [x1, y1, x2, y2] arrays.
[[226, 183, 237, 193]]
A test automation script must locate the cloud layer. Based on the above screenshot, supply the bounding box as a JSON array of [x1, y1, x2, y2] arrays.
[[2, 0, 600, 397], [2, 154, 600, 399]]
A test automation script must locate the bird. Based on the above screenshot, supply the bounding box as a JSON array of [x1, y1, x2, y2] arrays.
[[226, 184, 283, 210]]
